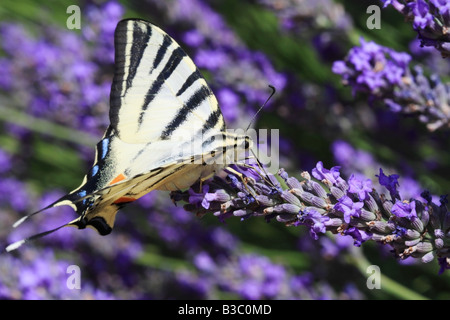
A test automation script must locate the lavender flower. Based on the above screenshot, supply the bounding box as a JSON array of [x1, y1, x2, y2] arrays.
[[348, 174, 372, 201], [332, 38, 411, 95], [391, 200, 418, 220], [172, 162, 450, 272], [333, 39, 450, 131], [381, 0, 450, 57], [0, 248, 114, 299], [257, 0, 353, 33], [189, 251, 360, 300], [376, 168, 401, 200]]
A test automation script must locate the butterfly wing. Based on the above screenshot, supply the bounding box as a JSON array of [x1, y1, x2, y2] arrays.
[[110, 19, 226, 144], [7, 19, 251, 251]]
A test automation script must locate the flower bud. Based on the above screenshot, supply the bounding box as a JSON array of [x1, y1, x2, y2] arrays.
[[274, 203, 300, 214], [421, 251, 435, 264], [233, 209, 249, 217], [382, 200, 393, 216], [405, 229, 421, 240], [410, 217, 424, 233], [366, 221, 394, 234], [307, 180, 327, 198], [435, 238, 444, 249], [281, 190, 302, 207], [405, 239, 421, 247], [290, 188, 303, 198], [415, 241, 433, 253], [276, 213, 297, 223], [286, 177, 303, 190], [324, 218, 343, 227], [359, 209, 376, 221], [301, 171, 311, 181], [364, 194, 379, 213], [330, 186, 345, 200]]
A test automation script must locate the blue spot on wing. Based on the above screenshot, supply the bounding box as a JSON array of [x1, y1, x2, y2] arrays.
[[100, 138, 110, 160], [88, 164, 99, 178]]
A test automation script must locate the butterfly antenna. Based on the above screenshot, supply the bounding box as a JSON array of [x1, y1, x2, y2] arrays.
[[246, 85, 276, 131]]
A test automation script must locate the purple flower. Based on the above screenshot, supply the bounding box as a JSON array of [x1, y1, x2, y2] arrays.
[[381, 0, 405, 10], [430, 0, 450, 15], [195, 49, 229, 70], [239, 279, 261, 300], [296, 208, 330, 240], [334, 195, 364, 223], [391, 200, 418, 220], [438, 257, 450, 274], [236, 255, 286, 299], [202, 189, 230, 210], [382, 0, 450, 57], [348, 174, 372, 201], [182, 29, 205, 47], [333, 38, 411, 94], [376, 168, 400, 200], [0, 149, 12, 174], [320, 235, 355, 258], [194, 252, 216, 273], [343, 227, 371, 247], [216, 88, 240, 123], [408, 0, 435, 30], [311, 161, 341, 185], [331, 61, 348, 75], [0, 178, 31, 212], [0, 58, 12, 90], [188, 184, 210, 206], [335, 36, 449, 131]]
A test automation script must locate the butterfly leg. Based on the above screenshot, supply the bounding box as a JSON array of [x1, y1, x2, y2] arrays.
[[198, 171, 216, 193], [236, 151, 276, 189], [224, 166, 258, 198]]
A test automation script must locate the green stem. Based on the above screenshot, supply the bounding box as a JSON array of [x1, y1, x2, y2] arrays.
[[0, 104, 97, 147], [348, 251, 429, 300]]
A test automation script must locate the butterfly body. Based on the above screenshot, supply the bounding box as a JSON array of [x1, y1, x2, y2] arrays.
[[7, 19, 250, 249]]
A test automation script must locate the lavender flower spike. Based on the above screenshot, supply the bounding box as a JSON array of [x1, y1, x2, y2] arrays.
[[172, 162, 450, 274], [333, 39, 450, 131], [382, 0, 450, 58]]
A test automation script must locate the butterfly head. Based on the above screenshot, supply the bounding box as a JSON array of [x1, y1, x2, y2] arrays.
[[68, 191, 120, 236]]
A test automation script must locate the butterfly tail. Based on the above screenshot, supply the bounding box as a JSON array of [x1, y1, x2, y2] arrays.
[[5, 217, 82, 252], [11, 192, 81, 228]]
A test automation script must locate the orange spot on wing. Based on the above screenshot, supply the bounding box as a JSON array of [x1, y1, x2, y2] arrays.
[[113, 196, 136, 204], [109, 173, 126, 185]]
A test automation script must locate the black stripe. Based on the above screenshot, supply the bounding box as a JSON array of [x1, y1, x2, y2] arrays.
[[153, 34, 171, 71], [110, 20, 151, 129], [150, 165, 186, 188], [176, 70, 201, 96], [125, 22, 152, 93], [110, 22, 129, 127], [160, 86, 211, 139], [138, 47, 187, 125], [126, 165, 186, 194], [201, 132, 228, 149], [201, 108, 221, 134]]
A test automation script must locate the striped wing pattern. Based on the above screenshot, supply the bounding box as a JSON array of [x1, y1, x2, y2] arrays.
[[110, 19, 225, 143], [6, 19, 250, 251]]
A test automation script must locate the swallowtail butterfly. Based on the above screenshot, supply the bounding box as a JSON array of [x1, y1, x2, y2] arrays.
[[6, 19, 251, 251]]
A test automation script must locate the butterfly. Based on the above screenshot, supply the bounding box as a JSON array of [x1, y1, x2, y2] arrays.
[[6, 19, 251, 251]]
